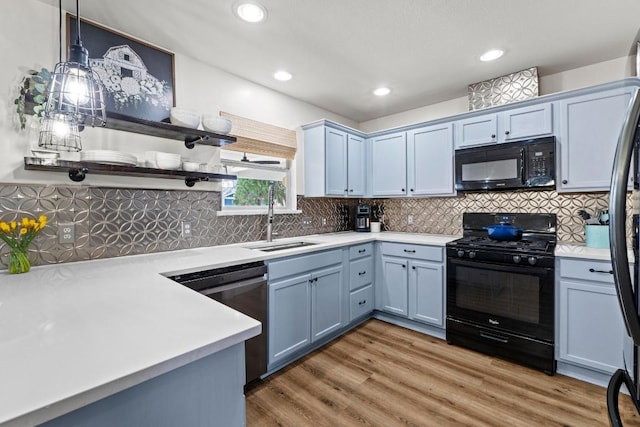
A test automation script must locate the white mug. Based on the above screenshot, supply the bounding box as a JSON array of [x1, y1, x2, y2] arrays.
[[370, 222, 381, 233]]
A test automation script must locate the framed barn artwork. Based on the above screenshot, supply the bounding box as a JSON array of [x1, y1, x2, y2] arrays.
[[67, 15, 176, 123]]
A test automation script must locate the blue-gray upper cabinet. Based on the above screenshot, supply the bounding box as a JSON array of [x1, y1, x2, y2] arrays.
[[303, 123, 365, 197], [371, 132, 407, 197], [407, 123, 455, 196], [371, 124, 455, 197], [558, 87, 635, 192], [455, 103, 553, 149]]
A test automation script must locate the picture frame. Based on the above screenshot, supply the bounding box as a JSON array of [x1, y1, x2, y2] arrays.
[[67, 14, 176, 123]]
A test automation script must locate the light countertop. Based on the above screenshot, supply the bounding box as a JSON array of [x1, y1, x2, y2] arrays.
[[555, 242, 634, 262], [0, 231, 458, 426]]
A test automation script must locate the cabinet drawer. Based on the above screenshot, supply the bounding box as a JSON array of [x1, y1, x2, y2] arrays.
[[349, 243, 373, 260], [559, 258, 614, 284], [379, 242, 443, 262], [350, 285, 374, 321], [268, 249, 342, 281], [349, 257, 373, 290]]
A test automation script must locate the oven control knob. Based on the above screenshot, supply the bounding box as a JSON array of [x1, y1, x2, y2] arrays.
[[469, 251, 476, 259], [513, 255, 521, 264], [457, 250, 465, 258], [528, 256, 537, 265]]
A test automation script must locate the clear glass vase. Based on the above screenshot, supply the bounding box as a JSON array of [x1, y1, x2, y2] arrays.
[[8, 247, 30, 274]]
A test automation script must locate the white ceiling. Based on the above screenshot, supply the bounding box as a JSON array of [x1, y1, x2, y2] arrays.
[[40, 0, 640, 123]]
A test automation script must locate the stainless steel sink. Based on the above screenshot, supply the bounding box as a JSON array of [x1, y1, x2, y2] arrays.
[[246, 241, 318, 252]]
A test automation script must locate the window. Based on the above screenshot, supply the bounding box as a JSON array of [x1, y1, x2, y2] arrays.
[[219, 150, 296, 214]]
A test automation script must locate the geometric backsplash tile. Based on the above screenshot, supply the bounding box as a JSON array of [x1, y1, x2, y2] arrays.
[[0, 183, 629, 270]]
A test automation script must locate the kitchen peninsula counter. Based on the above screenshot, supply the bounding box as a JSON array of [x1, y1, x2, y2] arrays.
[[0, 231, 457, 426]]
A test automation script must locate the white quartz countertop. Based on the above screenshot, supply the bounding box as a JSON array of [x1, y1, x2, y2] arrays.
[[555, 242, 634, 262], [0, 231, 457, 426]]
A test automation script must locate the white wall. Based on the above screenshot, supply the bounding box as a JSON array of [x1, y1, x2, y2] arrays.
[[358, 56, 637, 133], [0, 0, 356, 193]]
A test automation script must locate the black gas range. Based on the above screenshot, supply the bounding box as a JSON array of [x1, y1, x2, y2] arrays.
[[447, 213, 556, 268], [446, 212, 558, 374]]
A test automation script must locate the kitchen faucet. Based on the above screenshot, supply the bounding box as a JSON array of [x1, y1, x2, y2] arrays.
[[266, 181, 275, 242]]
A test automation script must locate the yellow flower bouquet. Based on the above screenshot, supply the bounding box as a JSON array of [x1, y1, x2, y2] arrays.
[[0, 215, 47, 274]]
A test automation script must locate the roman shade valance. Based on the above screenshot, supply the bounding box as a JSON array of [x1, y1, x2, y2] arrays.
[[220, 112, 297, 160]]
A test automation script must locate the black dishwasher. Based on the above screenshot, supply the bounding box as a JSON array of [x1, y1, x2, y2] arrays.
[[168, 261, 268, 384]]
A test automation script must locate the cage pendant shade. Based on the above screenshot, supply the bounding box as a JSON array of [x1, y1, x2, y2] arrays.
[[38, 115, 82, 152], [44, 53, 106, 128]]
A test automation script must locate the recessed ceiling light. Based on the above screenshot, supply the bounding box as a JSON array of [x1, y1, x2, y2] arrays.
[[274, 70, 293, 81], [480, 49, 504, 62], [373, 87, 391, 96], [234, 1, 267, 23]]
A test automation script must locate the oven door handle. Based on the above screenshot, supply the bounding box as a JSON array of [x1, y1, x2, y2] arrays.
[[447, 256, 551, 275], [610, 87, 640, 344]]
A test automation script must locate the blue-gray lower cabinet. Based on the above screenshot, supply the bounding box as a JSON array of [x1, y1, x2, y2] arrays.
[[42, 343, 246, 427], [377, 242, 445, 328], [557, 257, 630, 374], [378, 255, 409, 316], [267, 250, 344, 368]]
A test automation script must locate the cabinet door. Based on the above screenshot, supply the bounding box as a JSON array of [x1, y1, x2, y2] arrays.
[[408, 260, 444, 327], [378, 255, 408, 316], [325, 128, 348, 196], [268, 274, 311, 365], [558, 88, 634, 192], [347, 133, 366, 196], [558, 279, 628, 374], [311, 265, 344, 342], [407, 123, 455, 196], [371, 132, 407, 196], [455, 114, 498, 148], [501, 103, 553, 141]]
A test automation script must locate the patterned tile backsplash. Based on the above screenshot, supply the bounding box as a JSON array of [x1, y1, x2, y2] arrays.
[[0, 184, 629, 270]]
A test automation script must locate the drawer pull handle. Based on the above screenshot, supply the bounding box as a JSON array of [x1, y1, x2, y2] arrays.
[[358, 249, 366, 253], [358, 271, 367, 276], [589, 268, 613, 274], [404, 249, 416, 253], [358, 299, 367, 305], [480, 331, 508, 344]]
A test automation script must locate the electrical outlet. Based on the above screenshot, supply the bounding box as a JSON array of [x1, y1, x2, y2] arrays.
[[302, 217, 312, 228], [181, 221, 192, 238], [58, 223, 75, 244], [407, 215, 414, 225], [322, 218, 327, 226]]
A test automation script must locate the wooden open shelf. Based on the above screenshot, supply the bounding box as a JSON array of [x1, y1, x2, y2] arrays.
[[24, 157, 237, 187]]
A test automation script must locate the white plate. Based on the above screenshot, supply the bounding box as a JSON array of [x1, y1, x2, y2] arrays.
[[81, 150, 137, 166]]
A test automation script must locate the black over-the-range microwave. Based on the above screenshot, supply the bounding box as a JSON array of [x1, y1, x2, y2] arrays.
[[454, 136, 556, 191]]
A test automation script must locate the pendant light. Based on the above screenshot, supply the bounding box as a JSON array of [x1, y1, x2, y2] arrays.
[[43, 0, 106, 132]]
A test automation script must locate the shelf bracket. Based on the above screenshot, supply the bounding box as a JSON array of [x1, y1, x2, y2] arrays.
[[68, 168, 88, 182], [184, 135, 210, 149], [185, 176, 209, 187]]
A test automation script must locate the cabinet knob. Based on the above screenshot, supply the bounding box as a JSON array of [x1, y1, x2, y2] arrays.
[[349, 189, 354, 192], [412, 266, 416, 270], [562, 180, 568, 184], [491, 134, 496, 139], [402, 264, 406, 268], [505, 130, 510, 135], [344, 189, 349, 192], [410, 188, 414, 192], [401, 188, 405, 192]]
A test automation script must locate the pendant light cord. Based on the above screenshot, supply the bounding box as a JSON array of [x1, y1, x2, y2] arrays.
[[75, 0, 82, 46], [58, 0, 62, 62]]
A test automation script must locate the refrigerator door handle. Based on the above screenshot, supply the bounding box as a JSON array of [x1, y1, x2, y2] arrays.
[[610, 87, 640, 344], [608, 368, 640, 426]]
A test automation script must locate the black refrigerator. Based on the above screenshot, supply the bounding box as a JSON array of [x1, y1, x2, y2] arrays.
[[608, 87, 640, 425]]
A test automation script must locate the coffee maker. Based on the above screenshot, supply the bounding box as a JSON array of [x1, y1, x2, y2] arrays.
[[355, 204, 371, 232]]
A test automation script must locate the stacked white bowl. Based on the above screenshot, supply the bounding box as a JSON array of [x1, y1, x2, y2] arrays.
[[170, 108, 200, 129], [145, 151, 181, 170], [202, 114, 232, 134]]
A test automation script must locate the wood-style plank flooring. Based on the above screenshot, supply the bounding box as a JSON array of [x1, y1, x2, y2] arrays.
[[246, 319, 640, 426]]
